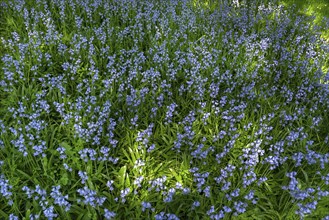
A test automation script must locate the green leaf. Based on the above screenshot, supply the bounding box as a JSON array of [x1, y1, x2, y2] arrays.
[[126, 173, 131, 187], [161, 135, 172, 146], [82, 212, 93, 220], [0, 210, 7, 218], [24, 209, 31, 220], [122, 148, 134, 165], [169, 168, 182, 182], [48, 125, 59, 147], [77, 213, 85, 220], [153, 162, 163, 174], [16, 169, 32, 181], [59, 172, 69, 186], [300, 168, 309, 184], [117, 166, 127, 188], [97, 161, 105, 176], [42, 156, 48, 175], [71, 204, 85, 214], [129, 147, 138, 163], [264, 181, 273, 193]]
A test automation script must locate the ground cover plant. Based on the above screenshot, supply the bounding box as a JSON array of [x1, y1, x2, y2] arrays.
[[1, 0, 329, 219]]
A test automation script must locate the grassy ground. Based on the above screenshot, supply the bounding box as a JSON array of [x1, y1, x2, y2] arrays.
[[1, 0, 329, 219]]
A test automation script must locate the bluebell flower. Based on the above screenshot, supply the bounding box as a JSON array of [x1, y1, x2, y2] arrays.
[[11, 134, 28, 157], [77, 186, 105, 207], [43, 205, 58, 220], [319, 153, 329, 169], [9, 214, 18, 220], [163, 188, 176, 203], [29, 214, 40, 220], [231, 188, 240, 198], [295, 201, 318, 218], [63, 163, 72, 172], [192, 201, 200, 210], [105, 180, 114, 192], [321, 173, 329, 185], [120, 188, 130, 203], [182, 187, 190, 195], [22, 185, 34, 198], [141, 201, 154, 212], [221, 181, 231, 191], [214, 164, 235, 184], [148, 176, 167, 192], [244, 190, 255, 201], [242, 170, 257, 188], [133, 176, 144, 188], [207, 205, 216, 216], [33, 141, 47, 158], [155, 212, 180, 220], [0, 175, 13, 203], [50, 185, 71, 212], [56, 146, 67, 159], [78, 171, 88, 184], [223, 206, 232, 213], [164, 103, 178, 124], [233, 201, 247, 215], [210, 210, 225, 220], [130, 115, 139, 128], [147, 144, 156, 152], [262, 155, 281, 170], [104, 209, 116, 220], [35, 184, 47, 199], [203, 186, 211, 198], [79, 148, 97, 162], [317, 188, 329, 198], [257, 177, 268, 186], [96, 196, 106, 206]]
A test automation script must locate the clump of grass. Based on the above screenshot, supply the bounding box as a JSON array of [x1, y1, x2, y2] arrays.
[[1, 0, 329, 219]]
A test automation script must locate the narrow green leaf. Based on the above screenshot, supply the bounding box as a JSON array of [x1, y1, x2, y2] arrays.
[[300, 168, 309, 184], [16, 169, 32, 181], [153, 163, 163, 174], [117, 165, 127, 187], [169, 168, 182, 182], [24, 209, 31, 220], [126, 173, 131, 187]]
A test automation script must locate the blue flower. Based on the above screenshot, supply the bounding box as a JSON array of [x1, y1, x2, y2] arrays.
[[9, 214, 18, 220], [104, 209, 116, 220], [0, 174, 13, 202], [192, 201, 200, 210], [78, 171, 88, 184], [43, 206, 58, 220], [50, 185, 71, 212], [141, 201, 153, 212]]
